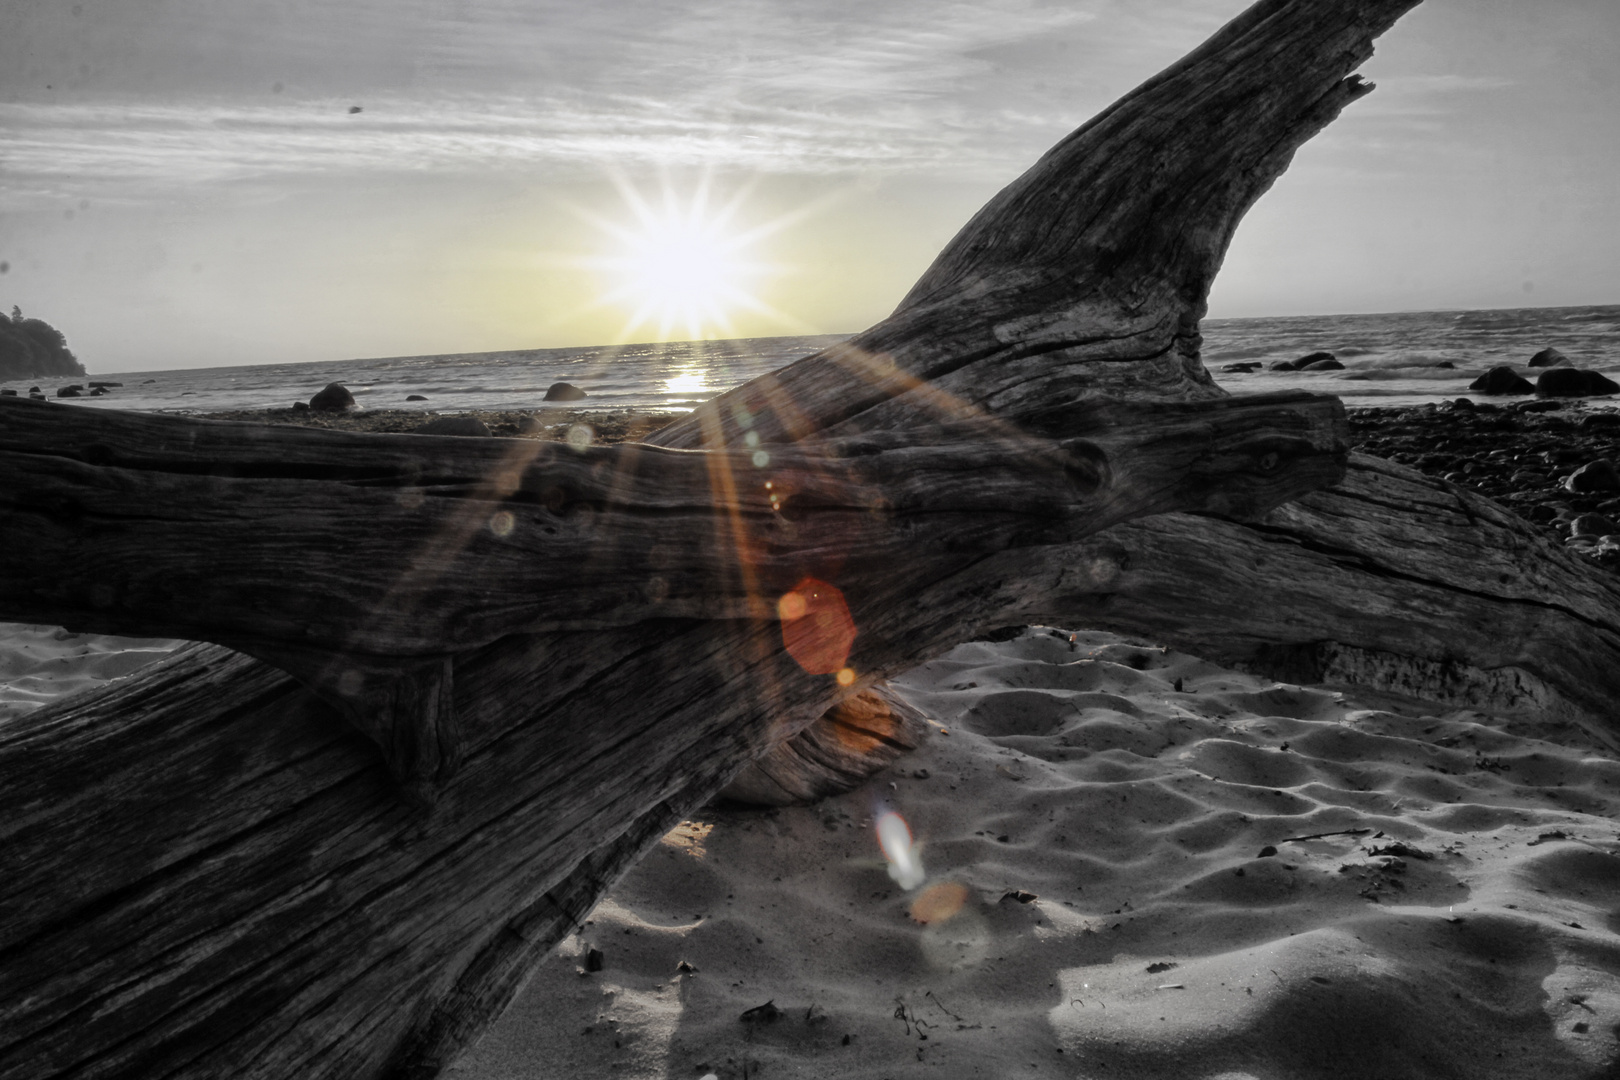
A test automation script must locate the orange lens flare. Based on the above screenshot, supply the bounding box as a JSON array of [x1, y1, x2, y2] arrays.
[[777, 577, 855, 675], [909, 882, 969, 925]]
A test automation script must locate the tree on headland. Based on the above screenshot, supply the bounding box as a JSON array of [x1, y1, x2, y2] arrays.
[[0, 306, 86, 379]]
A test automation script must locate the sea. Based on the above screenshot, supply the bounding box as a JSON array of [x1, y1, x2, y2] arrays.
[[5, 305, 1618, 416]]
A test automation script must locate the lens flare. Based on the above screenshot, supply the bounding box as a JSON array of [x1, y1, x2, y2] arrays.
[[876, 810, 925, 890], [778, 577, 856, 675], [909, 881, 969, 925]]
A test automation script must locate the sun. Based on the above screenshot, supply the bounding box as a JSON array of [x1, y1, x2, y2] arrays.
[[580, 174, 798, 342]]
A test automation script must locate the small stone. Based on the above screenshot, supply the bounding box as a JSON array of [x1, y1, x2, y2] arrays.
[[412, 416, 491, 437], [585, 947, 604, 972], [1434, 361, 1456, 369], [1528, 348, 1570, 368], [1468, 366, 1534, 395], [544, 381, 587, 402], [309, 382, 355, 411], [1258, 846, 1278, 858], [1451, 397, 1476, 411], [516, 415, 544, 434], [1001, 890, 1039, 904], [291, 400, 310, 411], [1566, 461, 1620, 494]]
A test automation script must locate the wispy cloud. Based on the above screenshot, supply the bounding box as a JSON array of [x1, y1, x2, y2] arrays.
[[0, 0, 1110, 208]]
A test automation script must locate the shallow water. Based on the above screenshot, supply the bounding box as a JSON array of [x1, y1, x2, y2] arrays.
[[5, 304, 1617, 415]]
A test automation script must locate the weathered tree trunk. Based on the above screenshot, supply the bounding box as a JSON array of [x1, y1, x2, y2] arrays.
[[5, 2, 1551, 1078]]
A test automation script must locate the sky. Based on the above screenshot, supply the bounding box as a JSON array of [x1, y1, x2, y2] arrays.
[[1, 0, 1617, 373]]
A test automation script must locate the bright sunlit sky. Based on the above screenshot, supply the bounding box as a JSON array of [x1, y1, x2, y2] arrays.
[[3, 0, 1618, 372]]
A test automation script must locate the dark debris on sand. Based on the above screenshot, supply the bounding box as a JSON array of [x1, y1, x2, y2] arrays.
[[1350, 401, 1620, 572]]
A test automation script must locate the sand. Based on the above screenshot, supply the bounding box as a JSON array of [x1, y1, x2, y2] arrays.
[[0, 623, 184, 724], [451, 630, 1620, 1080], [8, 623, 1620, 1079]]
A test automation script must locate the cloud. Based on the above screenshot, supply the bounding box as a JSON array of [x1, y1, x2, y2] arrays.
[[0, 0, 1115, 209]]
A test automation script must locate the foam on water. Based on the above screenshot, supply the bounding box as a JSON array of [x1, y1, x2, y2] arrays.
[[5, 304, 1617, 415]]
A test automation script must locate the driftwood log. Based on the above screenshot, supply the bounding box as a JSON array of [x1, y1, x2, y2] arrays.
[[8, 1, 1617, 1077]]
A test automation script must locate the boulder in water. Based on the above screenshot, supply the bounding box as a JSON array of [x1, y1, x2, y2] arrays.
[[309, 383, 355, 411], [1468, 366, 1534, 395], [412, 416, 491, 438], [56, 385, 83, 398], [406, 394, 428, 402], [1221, 362, 1262, 373], [1528, 348, 1569, 368], [1299, 357, 1344, 371], [1536, 368, 1620, 398], [543, 382, 587, 402], [515, 415, 544, 435], [1294, 351, 1336, 367]]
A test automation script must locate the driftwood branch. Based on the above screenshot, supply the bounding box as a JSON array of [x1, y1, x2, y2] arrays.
[[1, 390, 1342, 794], [0, 3, 1490, 1078]]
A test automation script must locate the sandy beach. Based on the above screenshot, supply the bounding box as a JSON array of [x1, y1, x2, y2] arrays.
[[6, 618, 1619, 1079], [438, 628, 1620, 1080]]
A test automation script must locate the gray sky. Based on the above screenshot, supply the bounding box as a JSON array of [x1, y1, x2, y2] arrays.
[[2, 0, 1617, 372]]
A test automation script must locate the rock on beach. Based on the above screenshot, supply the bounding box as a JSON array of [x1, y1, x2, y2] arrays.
[[1536, 369, 1620, 398], [1468, 366, 1534, 395], [308, 383, 356, 411], [544, 382, 587, 402]]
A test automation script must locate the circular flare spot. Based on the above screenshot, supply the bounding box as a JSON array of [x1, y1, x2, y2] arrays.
[[777, 577, 856, 675], [910, 882, 969, 925], [836, 667, 856, 687], [489, 510, 515, 537]]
